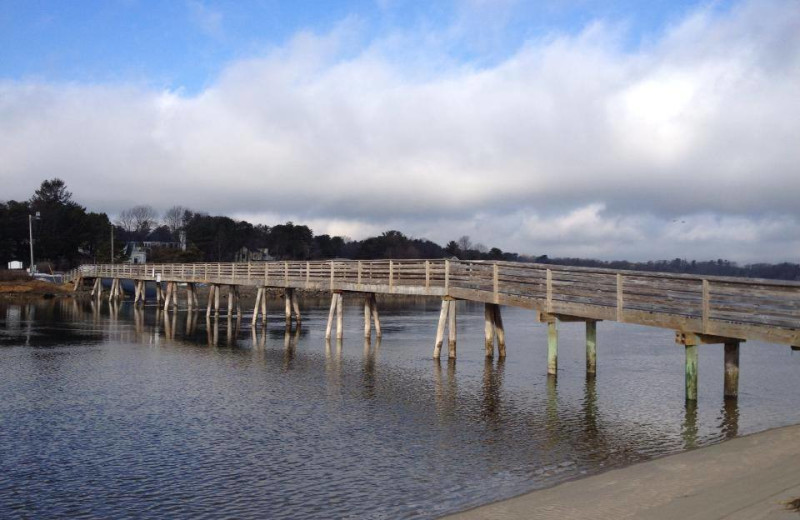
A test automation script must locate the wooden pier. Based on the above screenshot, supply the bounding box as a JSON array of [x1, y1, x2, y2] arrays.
[[69, 259, 800, 401]]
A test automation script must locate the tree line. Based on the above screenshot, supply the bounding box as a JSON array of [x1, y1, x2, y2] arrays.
[[2, 179, 799, 281]]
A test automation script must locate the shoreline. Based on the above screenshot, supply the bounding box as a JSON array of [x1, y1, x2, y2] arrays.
[[443, 423, 800, 519]]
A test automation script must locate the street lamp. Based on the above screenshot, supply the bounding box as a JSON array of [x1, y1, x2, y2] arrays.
[[29, 211, 40, 275]]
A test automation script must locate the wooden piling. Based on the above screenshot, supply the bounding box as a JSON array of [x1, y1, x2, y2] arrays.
[[253, 287, 263, 324], [547, 320, 558, 375], [484, 304, 495, 358], [284, 289, 292, 327], [448, 299, 457, 359], [434, 300, 449, 359], [260, 287, 267, 325], [724, 340, 740, 398], [206, 284, 215, 317], [364, 295, 372, 338], [214, 284, 221, 316], [370, 294, 381, 338], [325, 292, 338, 340], [291, 290, 301, 326], [336, 293, 344, 340], [156, 282, 163, 304], [493, 305, 506, 358], [586, 320, 597, 375], [685, 343, 698, 401], [227, 285, 234, 317]]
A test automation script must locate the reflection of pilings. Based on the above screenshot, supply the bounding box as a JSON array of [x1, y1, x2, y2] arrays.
[[546, 375, 559, 439], [481, 357, 505, 423], [186, 311, 197, 335], [433, 359, 458, 421], [362, 337, 378, 398], [720, 397, 739, 439], [133, 306, 144, 334], [582, 374, 599, 441], [282, 327, 299, 369], [325, 339, 343, 398], [682, 400, 698, 449]]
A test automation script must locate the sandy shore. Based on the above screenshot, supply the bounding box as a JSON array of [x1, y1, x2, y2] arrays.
[[444, 424, 800, 520]]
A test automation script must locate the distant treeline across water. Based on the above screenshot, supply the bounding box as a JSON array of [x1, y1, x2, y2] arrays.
[[2, 178, 798, 282]]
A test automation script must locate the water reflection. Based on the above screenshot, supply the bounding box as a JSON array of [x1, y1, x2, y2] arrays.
[[0, 299, 794, 520], [720, 398, 740, 439], [481, 358, 504, 425]]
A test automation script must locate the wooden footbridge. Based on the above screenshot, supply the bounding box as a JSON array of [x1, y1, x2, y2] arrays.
[[68, 259, 800, 401]]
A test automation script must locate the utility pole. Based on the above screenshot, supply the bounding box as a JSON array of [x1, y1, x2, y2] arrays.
[[28, 212, 40, 275]]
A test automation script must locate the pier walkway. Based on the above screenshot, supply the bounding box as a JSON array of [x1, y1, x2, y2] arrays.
[[68, 259, 800, 401]]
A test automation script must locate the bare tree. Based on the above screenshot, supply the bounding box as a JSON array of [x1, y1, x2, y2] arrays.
[[164, 205, 190, 234], [474, 243, 488, 254], [117, 205, 158, 236], [456, 235, 473, 252]]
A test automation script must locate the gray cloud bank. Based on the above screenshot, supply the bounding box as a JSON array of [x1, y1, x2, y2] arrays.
[[1, 0, 799, 262]]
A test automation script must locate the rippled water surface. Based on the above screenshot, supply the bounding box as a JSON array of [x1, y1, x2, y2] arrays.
[[2, 297, 800, 519]]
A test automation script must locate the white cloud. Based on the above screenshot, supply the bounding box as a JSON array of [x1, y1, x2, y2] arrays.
[[0, 0, 798, 261]]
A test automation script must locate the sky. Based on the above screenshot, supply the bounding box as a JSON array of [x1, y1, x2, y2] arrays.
[[1, 0, 798, 263]]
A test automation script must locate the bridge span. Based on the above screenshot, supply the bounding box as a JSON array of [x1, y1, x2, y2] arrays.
[[68, 259, 800, 401]]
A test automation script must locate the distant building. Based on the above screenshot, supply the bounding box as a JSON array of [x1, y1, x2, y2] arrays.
[[234, 247, 274, 262], [125, 240, 183, 264]]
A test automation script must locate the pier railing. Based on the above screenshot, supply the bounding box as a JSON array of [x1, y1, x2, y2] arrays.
[[71, 260, 800, 346]]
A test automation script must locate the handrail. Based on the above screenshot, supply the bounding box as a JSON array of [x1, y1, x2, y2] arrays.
[[71, 259, 800, 346]]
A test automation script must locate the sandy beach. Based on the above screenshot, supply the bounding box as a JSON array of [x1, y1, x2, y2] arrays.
[[444, 424, 800, 520]]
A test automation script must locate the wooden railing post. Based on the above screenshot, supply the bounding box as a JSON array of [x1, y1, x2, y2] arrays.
[[493, 263, 499, 303], [357, 261, 362, 286], [445, 260, 450, 293], [330, 260, 334, 290], [425, 260, 430, 289], [616, 273, 624, 322], [546, 269, 553, 313], [284, 261, 289, 286], [306, 261, 310, 287], [389, 260, 394, 290]]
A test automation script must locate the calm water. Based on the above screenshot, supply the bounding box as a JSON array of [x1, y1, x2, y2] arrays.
[[2, 297, 800, 519]]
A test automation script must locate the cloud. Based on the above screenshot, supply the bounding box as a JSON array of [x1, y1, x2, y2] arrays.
[[0, 0, 798, 262], [187, 0, 223, 39]]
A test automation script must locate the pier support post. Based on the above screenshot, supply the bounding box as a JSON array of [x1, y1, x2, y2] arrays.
[[448, 299, 457, 359], [676, 332, 744, 402], [494, 305, 506, 358], [363, 294, 382, 340], [364, 295, 372, 338], [547, 320, 558, 376], [253, 287, 263, 325], [370, 294, 381, 338], [156, 282, 163, 305], [261, 287, 268, 325], [206, 284, 215, 318], [291, 290, 301, 326], [227, 285, 235, 317], [685, 343, 698, 402], [724, 340, 740, 398], [483, 303, 506, 358], [433, 300, 449, 359], [284, 289, 292, 327], [586, 320, 597, 375], [484, 304, 495, 357], [325, 292, 337, 339], [336, 293, 344, 340], [214, 284, 221, 316]]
